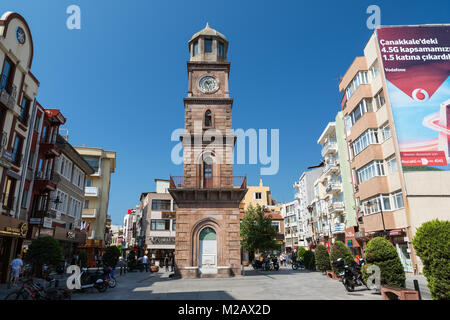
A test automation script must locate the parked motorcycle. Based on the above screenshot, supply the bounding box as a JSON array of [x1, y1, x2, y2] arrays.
[[263, 257, 280, 271], [251, 259, 263, 270], [292, 259, 305, 270], [76, 268, 108, 293], [332, 257, 368, 292], [103, 266, 116, 288]]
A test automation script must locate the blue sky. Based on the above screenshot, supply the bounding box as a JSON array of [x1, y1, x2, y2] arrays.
[[2, 0, 449, 225]]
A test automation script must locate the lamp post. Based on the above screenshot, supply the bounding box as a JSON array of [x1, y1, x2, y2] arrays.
[[366, 198, 387, 237]]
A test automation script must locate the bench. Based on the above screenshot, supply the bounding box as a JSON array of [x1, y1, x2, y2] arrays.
[[326, 270, 339, 280], [381, 285, 419, 300]]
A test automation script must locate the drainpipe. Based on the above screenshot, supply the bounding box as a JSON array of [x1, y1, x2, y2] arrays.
[[15, 98, 37, 219]]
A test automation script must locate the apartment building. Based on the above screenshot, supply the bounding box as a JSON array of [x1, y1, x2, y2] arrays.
[[338, 26, 450, 272], [280, 200, 299, 251], [75, 146, 116, 265], [293, 167, 323, 248], [239, 178, 276, 212], [141, 179, 176, 266], [109, 224, 123, 247], [0, 12, 40, 283]]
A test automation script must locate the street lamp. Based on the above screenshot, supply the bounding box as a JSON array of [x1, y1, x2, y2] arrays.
[[366, 198, 387, 238]]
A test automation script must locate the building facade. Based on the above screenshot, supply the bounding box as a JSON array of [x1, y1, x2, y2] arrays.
[[169, 24, 247, 278], [280, 201, 298, 251], [75, 146, 116, 265], [239, 178, 276, 212]]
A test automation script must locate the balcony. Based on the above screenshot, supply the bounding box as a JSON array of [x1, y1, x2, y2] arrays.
[[321, 142, 337, 157], [324, 162, 339, 175], [326, 182, 342, 193], [39, 136, 61, 158], [82, 208, 97, 218], [331, 223, 346, 234], [85, 186, 100, 197], [328, 201, 345, 214], [170, 176, 246, 189], [34, 171, 59, 192], [0, 75, 17, 111]]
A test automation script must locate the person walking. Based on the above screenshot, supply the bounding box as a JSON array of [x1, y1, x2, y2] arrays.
[[142, 254, 149, 272], [164, 254, 169, 272], [9, 254, 23, 287]]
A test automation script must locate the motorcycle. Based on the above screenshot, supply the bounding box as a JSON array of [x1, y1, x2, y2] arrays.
[[263, 257, 279, 271], [291, 258, 305, 270], [251, 259, 263, 270], [332, 257, 368, 292], [76, 268, 108, 293], [103, 266, 116, 288]]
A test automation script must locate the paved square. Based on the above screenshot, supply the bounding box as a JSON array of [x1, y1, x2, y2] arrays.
[[71, 266, 383, 300]]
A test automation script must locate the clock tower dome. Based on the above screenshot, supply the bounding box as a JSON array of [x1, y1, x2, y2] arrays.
[[169, 24, 247, 278]]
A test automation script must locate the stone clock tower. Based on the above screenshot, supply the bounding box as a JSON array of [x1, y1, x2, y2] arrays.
[[169, 24, 247, 278]]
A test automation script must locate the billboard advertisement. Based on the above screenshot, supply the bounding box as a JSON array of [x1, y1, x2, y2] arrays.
[[376, 25, 450, 170]]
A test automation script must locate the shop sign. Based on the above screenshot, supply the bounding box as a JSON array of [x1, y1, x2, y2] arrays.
[[347, 240, 353, 247], [43, 217, 52, 229], [67, 231, 75, 239], [1, 222, 28, 237], [150, 237, 175, 245], [162, 212, 176, 219], [30, 218, 42, 225]]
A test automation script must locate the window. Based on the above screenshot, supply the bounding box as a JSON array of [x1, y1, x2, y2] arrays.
[[357, 160, 385, 184], [3, 177, 16, 209], [12, 135, 23, 164], [84, 200, 89, 209], [83, 156, 100, 173], [345, 71, 369, 99], [41, 126, 48, 143], [361, 194, 391, 215], [386, 155, 398, 174], [28, 151, 35, 169], [151, 200, 171, 211], [34, 115, 40, 131], [392, 191, 404, 209], [86, 178, 92, 187], [150, 219, 170, 231], [172, 220, 176, 231], [204, 110, 212, 127], [204, 39, 212, 53], [369, 61, 380, 80], [374, 90, 386, 109], [193, 41, 198, 56], [19, 96, 30, 124], [381, 123, 392, 141], [21, 188, 28, 208], [352, 129, 379, 156], [218, 41, 224, 56], [0, 57, 15, 94], [254, 192, 262, 200], [349, 98, 373, 126], [272, 221, 280, 233]]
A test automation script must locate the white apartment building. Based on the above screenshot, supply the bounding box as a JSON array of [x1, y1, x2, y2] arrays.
[[280, 200, 298, 250]]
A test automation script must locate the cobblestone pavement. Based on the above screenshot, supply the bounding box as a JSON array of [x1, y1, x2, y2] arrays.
[[70, 266, 384, 300]]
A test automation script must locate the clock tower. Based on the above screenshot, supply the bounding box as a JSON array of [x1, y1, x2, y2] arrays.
[[169, 24, 247, 278]]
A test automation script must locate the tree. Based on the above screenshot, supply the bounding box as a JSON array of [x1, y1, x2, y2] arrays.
[[304, 250, 316, 270], [103, 246, 121, 268], [315, 244, 331, 272], [330, 241, 354, 274], [240, 204, 278, 257], [297, 247, 306, 261], [412, 219, 450, 300], [24, 236, 62, 277], [362, 237, 405, 287]]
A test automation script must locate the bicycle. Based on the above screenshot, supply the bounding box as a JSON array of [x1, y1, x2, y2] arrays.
[[4, 279, 41, 300]]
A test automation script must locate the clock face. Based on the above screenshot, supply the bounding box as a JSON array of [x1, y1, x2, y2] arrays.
[[16, 27, 26, 45], [199, 76, 218, 93]]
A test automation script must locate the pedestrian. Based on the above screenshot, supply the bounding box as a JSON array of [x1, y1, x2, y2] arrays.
[[164, 254, 169, 272], [142, 254, 149, 272], [10, 254, 23, 287]]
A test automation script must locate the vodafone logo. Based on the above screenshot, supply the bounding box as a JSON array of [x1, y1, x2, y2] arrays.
[[412, 88, 429, 101]]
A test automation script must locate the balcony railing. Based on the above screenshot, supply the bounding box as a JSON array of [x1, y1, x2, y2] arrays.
[[0, 74, 17, 111], [85, 186, 100, 197], [82, 208, 97, 218], [326, 182, 342, 193], [321, 142, 337, 157], [331, 223, 346, 234], [324, 162, 339, 175], [328, 201, 345, 213], [169, 176, 246, 189]]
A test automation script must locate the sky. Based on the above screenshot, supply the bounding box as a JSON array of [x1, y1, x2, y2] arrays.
[[2, 0, 449, 225]]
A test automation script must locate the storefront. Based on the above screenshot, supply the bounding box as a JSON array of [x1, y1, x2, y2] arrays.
[[147, 236, 175, 266], [389, 229, 413, 273], [54, 227, 87, 264], [0, 216, 28, 283], [345, 227, 362, 256]]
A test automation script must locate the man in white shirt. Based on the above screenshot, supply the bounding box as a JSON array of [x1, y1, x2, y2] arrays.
[[10, 254, 23, 286], [142, 255, 149, 272]]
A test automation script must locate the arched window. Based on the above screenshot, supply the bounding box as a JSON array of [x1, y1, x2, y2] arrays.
[[204, 110, 212, 127]]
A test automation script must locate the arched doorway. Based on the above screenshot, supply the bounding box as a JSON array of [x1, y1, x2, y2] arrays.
[[199, 227, 217, 274]]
